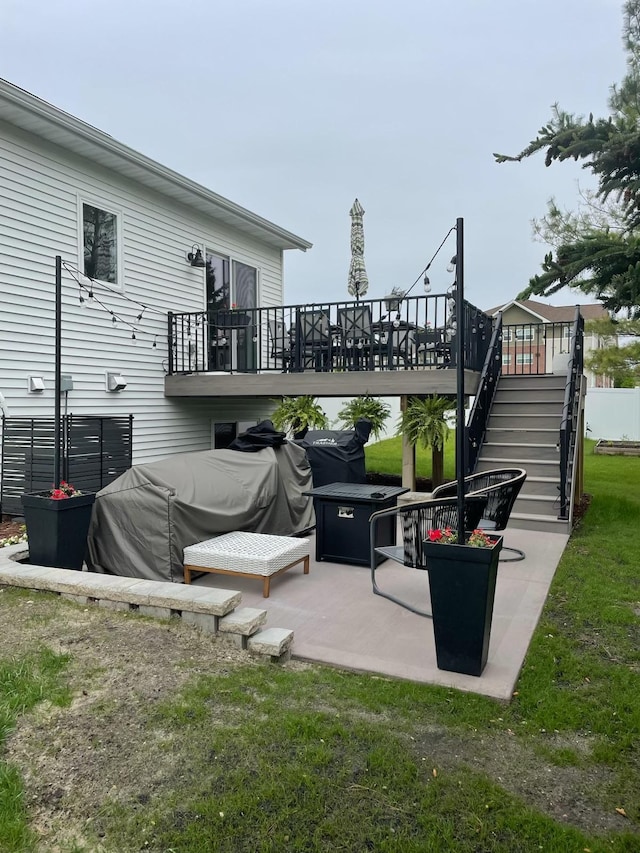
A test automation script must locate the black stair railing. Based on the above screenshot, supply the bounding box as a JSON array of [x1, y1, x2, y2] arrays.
[[466, 312, 503, 473], [559, 308, 585, 519]]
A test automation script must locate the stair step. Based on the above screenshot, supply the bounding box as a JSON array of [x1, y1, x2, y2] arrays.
[[509, 512, 570, 535], [247, 627, 294, 659], [477, 457, 560, 479], [485, 427, 558, 444], [499, 375, 566, 389], [218, 607, 268, 636], [514, 494, 561, 517], [489, 413, 560, 429], [481, 442, 559, 461], [520, 475, 561, 496], [491, 402, 564, 415]]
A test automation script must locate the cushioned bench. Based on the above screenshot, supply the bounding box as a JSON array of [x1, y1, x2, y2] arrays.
[[183, 531, 311, 598]]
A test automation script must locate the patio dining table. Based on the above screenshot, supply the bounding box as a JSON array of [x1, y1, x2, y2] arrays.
[[370, 318, 419, 370]]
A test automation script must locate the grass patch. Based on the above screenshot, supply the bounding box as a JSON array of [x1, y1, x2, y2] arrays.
[[0, 646, 70, 852], [97, 699, 614, 853], [365, 432, 458, 482], [3, 440, 640, 851]]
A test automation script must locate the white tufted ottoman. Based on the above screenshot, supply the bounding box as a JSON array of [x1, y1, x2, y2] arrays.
[[183, 532, 311, 598]]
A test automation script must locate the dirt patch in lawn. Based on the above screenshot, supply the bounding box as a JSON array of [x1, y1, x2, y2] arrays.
[[0, 586, 634, 849], [0, 516, 25, 540]]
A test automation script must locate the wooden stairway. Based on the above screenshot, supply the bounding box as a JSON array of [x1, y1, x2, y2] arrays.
[[475, 374, 571, 535]]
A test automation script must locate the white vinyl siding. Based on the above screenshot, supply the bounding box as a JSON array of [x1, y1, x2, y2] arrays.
[[0, 119, 285, 464]]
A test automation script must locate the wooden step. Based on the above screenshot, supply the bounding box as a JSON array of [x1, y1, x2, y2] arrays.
[[476, 456, 560, 480], [481, 442, 559, 461], [491, 400, 564, 415], [519, 475, 561, 497], [488, 413, 560, 430], [514, 494, 561, 517], [508, 512, 570, 535], [498, 375, 566, 391], [485, 427, 558, 445]]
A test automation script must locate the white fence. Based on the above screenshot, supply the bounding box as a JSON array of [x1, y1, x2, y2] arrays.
[[585, 388, 640, 441]]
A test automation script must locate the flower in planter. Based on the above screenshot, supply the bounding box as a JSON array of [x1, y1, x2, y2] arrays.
[[426, 527, 497, 548], [48, 481, 82, 500]]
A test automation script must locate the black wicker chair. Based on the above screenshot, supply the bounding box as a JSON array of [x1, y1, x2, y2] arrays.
[[431, 468, 527, 562], [370, 494, 488, 617]]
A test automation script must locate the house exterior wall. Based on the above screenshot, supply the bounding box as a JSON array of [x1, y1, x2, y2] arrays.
[[0, 119, 281, 467], [499, 305, 609, 387]]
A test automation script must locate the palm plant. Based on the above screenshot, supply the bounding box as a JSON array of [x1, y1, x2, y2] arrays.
[[336, 394, 391, 440], [396, 395, 455, 487], [270, 396, 328, 438]]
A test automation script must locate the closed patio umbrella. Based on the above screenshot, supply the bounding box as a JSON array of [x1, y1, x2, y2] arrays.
[[348, 198, 369, 301]]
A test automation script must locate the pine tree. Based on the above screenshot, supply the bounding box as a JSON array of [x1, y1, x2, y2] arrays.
[[494, 1, 640, 319]]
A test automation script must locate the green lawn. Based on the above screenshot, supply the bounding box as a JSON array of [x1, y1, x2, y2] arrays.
[[1, 440, 640, 851], [365, 432, 458, 482]]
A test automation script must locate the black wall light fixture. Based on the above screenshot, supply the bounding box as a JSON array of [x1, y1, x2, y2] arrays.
[[187, 244, 206, 267]]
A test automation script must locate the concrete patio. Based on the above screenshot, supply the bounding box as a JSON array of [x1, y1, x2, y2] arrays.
[[0, 522, 569, 703], [192, 525, 569, 701]]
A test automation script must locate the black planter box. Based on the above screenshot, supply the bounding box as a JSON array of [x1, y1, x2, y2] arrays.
[[423, 535, 503, 677], [21, 492, 96, 570]]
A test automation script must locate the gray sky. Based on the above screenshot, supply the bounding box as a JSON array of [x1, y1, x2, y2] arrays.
[[1, 0, 626, 310]]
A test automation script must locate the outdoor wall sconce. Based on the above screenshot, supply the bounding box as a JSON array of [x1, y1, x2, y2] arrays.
[[28, 376, 46, 392], [106, 372, 127, 392], [187, 244, 206, 268]]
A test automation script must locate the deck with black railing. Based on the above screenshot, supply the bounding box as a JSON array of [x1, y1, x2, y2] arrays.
[[164, 294, 493, 398]]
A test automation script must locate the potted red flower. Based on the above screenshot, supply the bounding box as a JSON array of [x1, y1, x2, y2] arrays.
[[423, 527, 503, 677], [21, 481, 96, 570]]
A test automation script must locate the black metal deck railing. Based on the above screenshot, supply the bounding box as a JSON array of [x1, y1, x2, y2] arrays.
[[167, 294, 493, 376], [500, 321, 576, 375]]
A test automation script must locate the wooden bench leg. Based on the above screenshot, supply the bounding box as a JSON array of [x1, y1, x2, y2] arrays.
[[262, 576, 271, 598], [184, 565, 192, 585], [303, 555, 310, 574]]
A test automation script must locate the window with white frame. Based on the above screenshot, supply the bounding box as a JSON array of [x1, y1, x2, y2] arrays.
[[514, 326, 535, 340], [516, 353, 533, 365], [502, 354, 512, 365], [82, 202, 119, 284]]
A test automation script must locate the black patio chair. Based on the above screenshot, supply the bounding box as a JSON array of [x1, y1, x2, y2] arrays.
[[337, 305, 374, 370], [267, 318, 292, 370], [415, 329, 450, 367], [431, 468, 527, 561], [296, 309, 332, 371], [370, 494, 489, 617]]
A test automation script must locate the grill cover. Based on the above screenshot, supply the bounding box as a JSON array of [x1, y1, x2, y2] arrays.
[[295, 419, 371, 487], [86, 442, 313, 582]]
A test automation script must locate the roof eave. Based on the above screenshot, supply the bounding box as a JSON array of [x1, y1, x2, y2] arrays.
[[0, 79, 312, 252]]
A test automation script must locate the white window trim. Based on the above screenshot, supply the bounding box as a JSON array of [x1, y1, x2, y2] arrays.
[[516, 353, 533, 365], [514, 326, 535, 341], [77, 195, 124, 293], [502, 354, 512, 365]]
